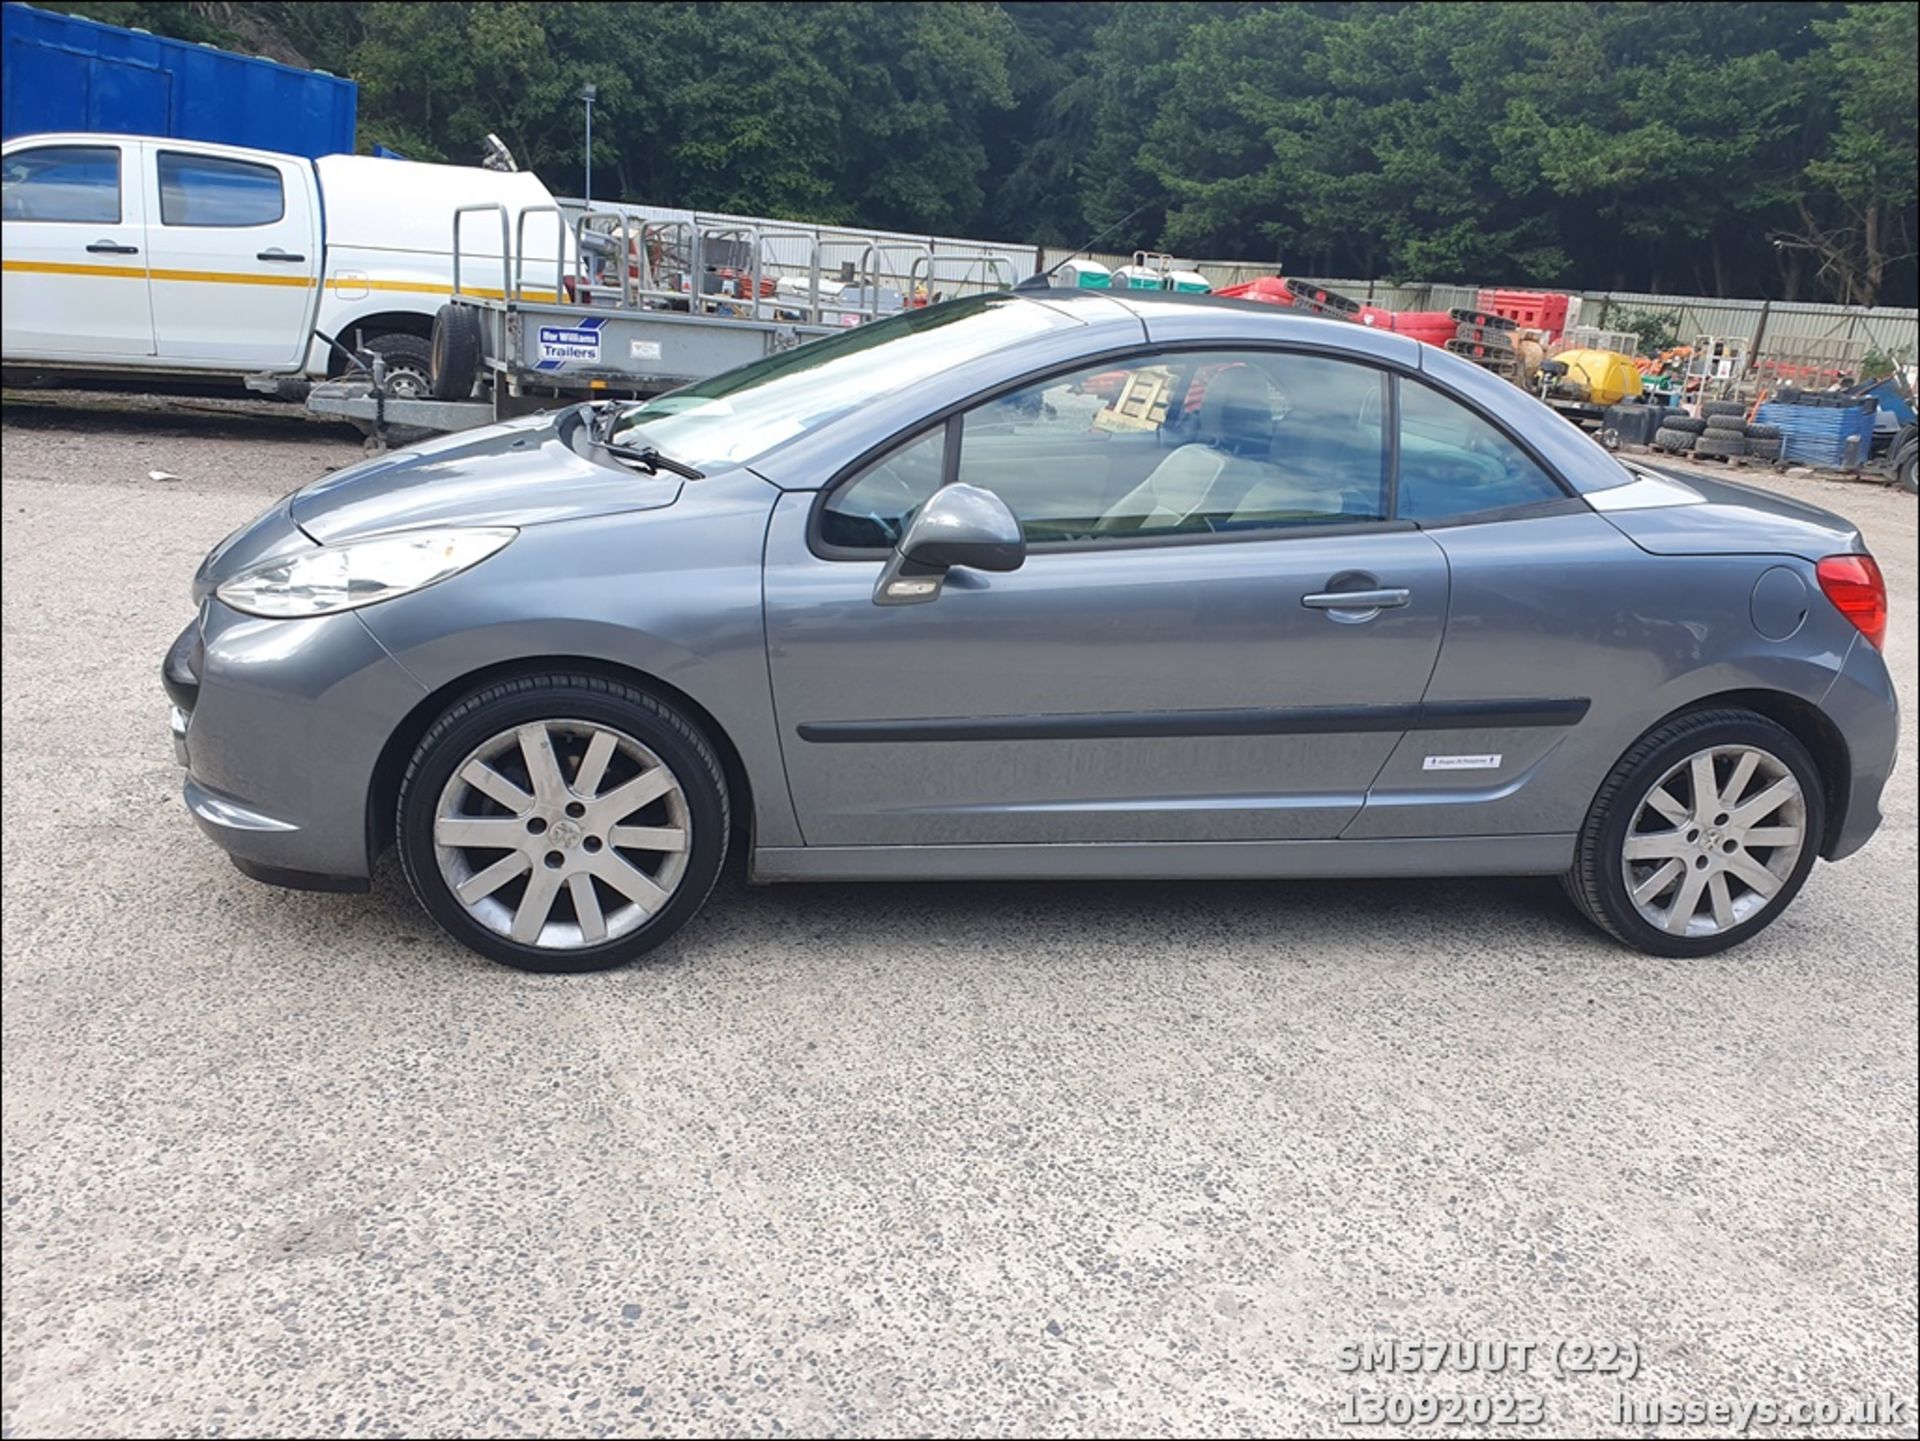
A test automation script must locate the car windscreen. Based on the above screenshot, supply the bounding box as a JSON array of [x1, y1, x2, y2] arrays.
[[607, 293, 1068, 471]]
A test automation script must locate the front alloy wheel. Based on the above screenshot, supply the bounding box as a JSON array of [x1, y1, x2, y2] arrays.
[[434, 720, 692, 949], [398, 675, 728, 971]]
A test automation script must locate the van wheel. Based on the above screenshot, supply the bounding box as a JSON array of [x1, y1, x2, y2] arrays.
[[362, 332, 434, 397], [397, 674, 730, 972], [431, 303, 484, 400], [1564, 710, 1822, 957]]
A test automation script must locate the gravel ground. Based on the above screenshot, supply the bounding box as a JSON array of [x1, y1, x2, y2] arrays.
[[3, 399, 1915, 1438]]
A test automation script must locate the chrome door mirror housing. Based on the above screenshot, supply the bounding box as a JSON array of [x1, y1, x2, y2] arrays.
[[874, 483, 1025, 605]]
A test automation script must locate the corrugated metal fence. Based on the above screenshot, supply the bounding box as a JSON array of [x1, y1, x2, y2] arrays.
[[1042, 247, 1919, 361]]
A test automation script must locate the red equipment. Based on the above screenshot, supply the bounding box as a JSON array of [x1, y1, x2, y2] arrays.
[[1476, 288, 1571, 342], [1217, 276, 1460, 350]]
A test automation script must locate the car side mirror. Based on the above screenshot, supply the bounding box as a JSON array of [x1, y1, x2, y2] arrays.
[[874, 483, 1025, 606]]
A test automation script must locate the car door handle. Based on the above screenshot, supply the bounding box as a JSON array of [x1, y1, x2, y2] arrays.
[[1302, 588, 1410, 610], [85, 241, 139, 255], [256, 249, 305, 262]]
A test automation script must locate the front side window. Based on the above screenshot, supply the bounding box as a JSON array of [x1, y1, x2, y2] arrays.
[[953, 349, 1389, 544], [1397, 379, 1564, 521], [1, 145, 120, 224], [817, 427, 948, 550], [157, 152, 285, 227]]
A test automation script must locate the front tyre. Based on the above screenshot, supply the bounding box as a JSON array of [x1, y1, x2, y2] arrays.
[[1564, 710, 1823, 958], [397, 674, 729, 972]]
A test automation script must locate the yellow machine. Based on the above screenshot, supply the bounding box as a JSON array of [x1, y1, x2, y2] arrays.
[[1549, 347, 1645, 407]]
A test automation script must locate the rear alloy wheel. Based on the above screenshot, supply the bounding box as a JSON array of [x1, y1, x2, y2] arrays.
[[1565, 711, 1823, 957], [398, 675, 728, 971]]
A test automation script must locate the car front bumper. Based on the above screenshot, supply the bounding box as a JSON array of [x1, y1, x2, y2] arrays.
[[165, 600, 427, 887]]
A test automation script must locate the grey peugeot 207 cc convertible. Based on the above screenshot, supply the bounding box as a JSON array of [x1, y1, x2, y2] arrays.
[[164, 289, 1899, 971]]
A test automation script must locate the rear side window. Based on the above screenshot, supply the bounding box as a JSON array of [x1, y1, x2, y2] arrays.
[[0, 145, 120, 223], [158, 152, 284, 227], [1397, 379, 1564, 521]]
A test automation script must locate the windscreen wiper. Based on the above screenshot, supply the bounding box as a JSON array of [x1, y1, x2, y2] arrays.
[[587, 434, 706, 480]]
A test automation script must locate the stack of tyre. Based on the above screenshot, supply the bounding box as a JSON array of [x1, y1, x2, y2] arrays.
[[1652, 401, 1783, 462]]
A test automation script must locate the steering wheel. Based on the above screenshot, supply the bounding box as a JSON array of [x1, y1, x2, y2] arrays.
[[1353, 382, 1380, 433], [856, 466, 925, 545]]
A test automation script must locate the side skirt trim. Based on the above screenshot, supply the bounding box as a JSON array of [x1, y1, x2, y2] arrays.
[[751, 834, 1576, 883]]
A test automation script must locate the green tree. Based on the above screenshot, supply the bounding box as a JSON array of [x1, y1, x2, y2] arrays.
[[1140, 4, 1565, 281], [22, 0, 1920, 304], [1776, 2, 1919, 305]]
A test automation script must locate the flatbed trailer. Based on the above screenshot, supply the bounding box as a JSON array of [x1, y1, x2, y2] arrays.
[[308, 203, 1016, 446]]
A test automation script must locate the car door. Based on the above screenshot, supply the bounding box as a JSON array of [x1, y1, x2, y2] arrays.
[[0, 138, 153, 357], [1343, 373, 1626, 839], [143, 143, 318, 367], [764, 347, 1452, 847]]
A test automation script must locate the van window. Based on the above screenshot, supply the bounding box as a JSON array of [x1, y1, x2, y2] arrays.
[[1, 145, 120, 224], [158, 152, 285, 228]]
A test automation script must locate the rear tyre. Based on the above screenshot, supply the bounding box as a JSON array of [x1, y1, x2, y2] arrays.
[[397, 674, 729, 972], [1748, 436, 1783, 461], [362, 332, 434, 398], [1701, 400, 1746, 419], [1662, 413, 1708, 434], [1563, 710, 1822, 958], [430, 303, 484, 400], [1695, 434, 1749, 459], [1744, 422, 1781, 440], [1704, 412, 1747, 434], [1652, 426, 1695, 453]]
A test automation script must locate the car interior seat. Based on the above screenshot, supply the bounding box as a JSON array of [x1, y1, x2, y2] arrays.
[[1095, 367, 1277, 533]]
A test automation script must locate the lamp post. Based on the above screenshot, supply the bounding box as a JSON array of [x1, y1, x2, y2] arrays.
[[581, 83, 597, 207]]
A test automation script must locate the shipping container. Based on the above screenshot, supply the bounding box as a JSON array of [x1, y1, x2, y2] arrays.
[[2, 2, 355, 159]]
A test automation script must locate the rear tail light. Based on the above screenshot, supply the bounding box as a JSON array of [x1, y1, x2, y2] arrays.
[[1816, 554, 1887, 650]]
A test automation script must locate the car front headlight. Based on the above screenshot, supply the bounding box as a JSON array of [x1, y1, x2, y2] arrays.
[[215, 527, 516, 618]]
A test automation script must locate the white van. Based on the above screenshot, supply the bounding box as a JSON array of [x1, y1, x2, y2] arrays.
[[0, 133, 570, 392]]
